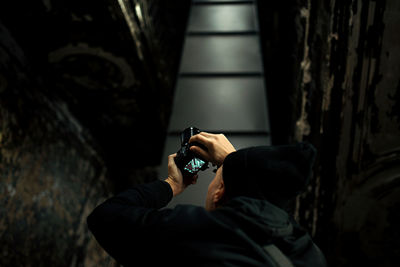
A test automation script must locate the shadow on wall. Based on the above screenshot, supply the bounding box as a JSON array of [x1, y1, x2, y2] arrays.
[[0, 0, 189, 266]]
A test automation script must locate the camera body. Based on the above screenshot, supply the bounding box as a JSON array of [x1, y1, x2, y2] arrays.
[[175, 127, 208, 177]]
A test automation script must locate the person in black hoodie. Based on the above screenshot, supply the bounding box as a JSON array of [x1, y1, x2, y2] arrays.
[[87, 132, 327, 267]]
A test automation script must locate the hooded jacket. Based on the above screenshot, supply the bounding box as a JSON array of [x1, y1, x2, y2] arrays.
[[87, 180, 327, 267]]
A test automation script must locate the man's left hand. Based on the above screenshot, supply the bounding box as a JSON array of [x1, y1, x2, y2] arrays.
[[165, 153, 198, 197]]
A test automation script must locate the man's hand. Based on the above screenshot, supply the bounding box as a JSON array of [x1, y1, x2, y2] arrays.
[[189, 132, 236, 167], [165, 153, 198, 197]]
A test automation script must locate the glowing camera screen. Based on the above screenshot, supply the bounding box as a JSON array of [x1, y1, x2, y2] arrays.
[[184, 158, 206, 174]]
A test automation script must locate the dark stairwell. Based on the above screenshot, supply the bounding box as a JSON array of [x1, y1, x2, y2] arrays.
[[1, 0, 400, 266]]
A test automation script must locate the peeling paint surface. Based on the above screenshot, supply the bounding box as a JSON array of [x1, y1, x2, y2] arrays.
[[260, 0, 400, 265], [289, 0, 400, 266]]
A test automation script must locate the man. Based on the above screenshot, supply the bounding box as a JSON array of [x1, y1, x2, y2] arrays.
[[87, 132, 327, 266]]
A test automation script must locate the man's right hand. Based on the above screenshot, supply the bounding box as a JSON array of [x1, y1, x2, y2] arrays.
[[189, 132, 236, 167]]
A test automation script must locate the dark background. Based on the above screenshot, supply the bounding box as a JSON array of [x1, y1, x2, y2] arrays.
[[1, 0, 399, 266]]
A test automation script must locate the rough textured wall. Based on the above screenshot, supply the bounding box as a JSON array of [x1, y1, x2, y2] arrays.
[[261, 0, 400, 266], [0, 22, 112, 266], [320, 1, 400, 265], [0, 0, 188, 266], [259, 0, 400, 266], [0, 0, 189, 190]]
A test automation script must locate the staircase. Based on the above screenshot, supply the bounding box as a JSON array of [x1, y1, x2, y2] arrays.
[[159, 0, 271, 207]]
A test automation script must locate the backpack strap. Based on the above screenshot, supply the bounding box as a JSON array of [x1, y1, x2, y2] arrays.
[[263, 244, 294, 267]]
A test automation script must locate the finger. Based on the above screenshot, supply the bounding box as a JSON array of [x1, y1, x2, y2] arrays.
[[198, 131, 216, 137], [168, 153, 177, 167], [189, 134, 201, 144], [189, 133, 212, 146], [190, 146, 210, 161]]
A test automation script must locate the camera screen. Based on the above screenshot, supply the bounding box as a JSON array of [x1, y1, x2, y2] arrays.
[[184, 158, 206, 174]]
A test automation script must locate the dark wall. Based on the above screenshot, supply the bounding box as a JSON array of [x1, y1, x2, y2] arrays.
[[0, 0, 189, 266], [260, 0, 400, 266], [258, 0, 305, 146]]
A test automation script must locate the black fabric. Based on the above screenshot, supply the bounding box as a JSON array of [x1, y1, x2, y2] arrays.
[[222, 142, 316, 208], [87, 180, 326, 267]]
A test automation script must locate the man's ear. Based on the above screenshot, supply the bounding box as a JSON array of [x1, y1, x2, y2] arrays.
[[213, 178, 225, 203]]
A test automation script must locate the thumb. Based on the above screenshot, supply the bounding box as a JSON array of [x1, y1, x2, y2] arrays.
[[168, 153, 177, 168], [168, 153, 178, 171]]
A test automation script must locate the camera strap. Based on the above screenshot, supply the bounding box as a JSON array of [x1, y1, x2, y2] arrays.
[[262, 244, 294, 267]]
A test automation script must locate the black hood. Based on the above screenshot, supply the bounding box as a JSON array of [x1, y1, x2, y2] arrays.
[[216, 197, 293, 244], [214, 196, 327, 267], [222, 142, 317, 208]]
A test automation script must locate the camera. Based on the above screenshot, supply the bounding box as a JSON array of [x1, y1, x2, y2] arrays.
[[175, 127, 209, 177]]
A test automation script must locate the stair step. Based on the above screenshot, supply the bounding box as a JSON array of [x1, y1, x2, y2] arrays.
[[188, 4, 258, 33], [180, 35, 263, 74], [168, 77, 269, 132]]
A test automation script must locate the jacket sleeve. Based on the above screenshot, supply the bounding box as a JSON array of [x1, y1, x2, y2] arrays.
[[87, 180, 174, 265]]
